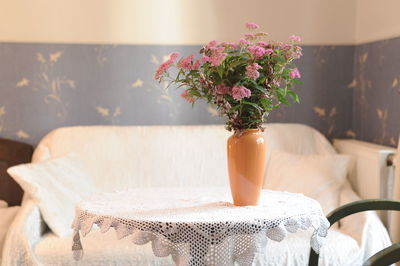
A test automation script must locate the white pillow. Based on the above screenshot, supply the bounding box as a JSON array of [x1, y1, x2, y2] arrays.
[[264, 151, 350, 214], [0, 206, 19, 256], [7, 154, 97, 237]]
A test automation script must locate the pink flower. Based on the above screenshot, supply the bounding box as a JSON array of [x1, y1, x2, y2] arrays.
[[292, 46, 303, 59], [207, 47, 227, 66], [289, 35, 301, 42], [181, 89, 196, 103], [245, 63, 262, 80], [192, 59, 201, 70], [244, 33, 256, 41], [201, 55, 210, 63], [169, 52, 180, 61], [216, 84, 231, 95], [221, 42, 238, 49], [238, 38, 250, 46], [209, 56, 226, 66], [289, 68, 301, 79], [272, 79, 281, 87], [265, 48, 274, 55], [154, 52, 180, 80], [207, 40, 218, 49], [247, 45, 266, 58], [278, 42, 291, 50], [257, 41, 268, 46], [177, 54, 195, 70], [245, 22, 260, 30], [232, 85, 251, 100]]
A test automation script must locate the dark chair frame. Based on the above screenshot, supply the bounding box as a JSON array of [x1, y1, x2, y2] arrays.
[[0, 137, 33, 206], [308, 199, 400, 266]]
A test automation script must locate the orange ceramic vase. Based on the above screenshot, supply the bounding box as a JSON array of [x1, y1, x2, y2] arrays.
[[227, 129, 266, 206]]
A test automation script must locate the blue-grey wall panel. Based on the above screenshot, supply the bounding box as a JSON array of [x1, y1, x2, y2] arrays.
[[0, 43, 355, 145], [354, 37, 400, 147]]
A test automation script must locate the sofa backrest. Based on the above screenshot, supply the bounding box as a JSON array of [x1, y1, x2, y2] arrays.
[[32, 124, 335, 191]]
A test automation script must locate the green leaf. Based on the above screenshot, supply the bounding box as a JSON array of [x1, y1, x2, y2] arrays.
[[287, 90, 300, 103], [258, 76, 267, 84], [245, 79, 269, 95], [241, 100, 262, 114], [217, 66, 224, 79], [283, 68, 291, 75], [260, 98, 273, 111], [189, 89, 202, 97], [276, 89, 290, 106], [254, 85, 269, 95], [229, 104, 241, 113]]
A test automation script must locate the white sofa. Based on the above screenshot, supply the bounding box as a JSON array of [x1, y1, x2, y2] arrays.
[[2, 124, 392, 265]]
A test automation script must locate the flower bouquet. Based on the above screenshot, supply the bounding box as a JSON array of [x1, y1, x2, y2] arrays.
[[155, 22, 303, 205]]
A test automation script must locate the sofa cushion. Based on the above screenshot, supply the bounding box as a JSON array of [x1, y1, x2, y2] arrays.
[[0, 206, 19, 262], [31, 124, 335, 192], [264, 151, 350, 214], [7, 154, 96, 237]]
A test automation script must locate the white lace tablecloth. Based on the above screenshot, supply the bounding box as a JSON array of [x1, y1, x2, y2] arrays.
[[72, 188, 329, 266]]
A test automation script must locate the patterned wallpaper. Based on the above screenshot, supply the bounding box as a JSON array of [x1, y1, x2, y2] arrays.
[[0, 41, 393, 147], [353, 37, 400, 147]]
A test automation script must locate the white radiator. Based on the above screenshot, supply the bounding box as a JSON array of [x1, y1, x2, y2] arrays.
[[333, 139, 396, 227], [391, 138, 400, 243]]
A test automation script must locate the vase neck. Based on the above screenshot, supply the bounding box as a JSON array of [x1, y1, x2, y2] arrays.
[[233, 129, 261, 136], [243, 129, 260, 133]]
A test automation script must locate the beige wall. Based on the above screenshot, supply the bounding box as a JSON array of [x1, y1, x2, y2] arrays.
[[355, 0, 400, 44], [0, 0, 356, 45], [1, 0, 399, 45]]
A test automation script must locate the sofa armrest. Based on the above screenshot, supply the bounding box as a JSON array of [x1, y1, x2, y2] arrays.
[[1, 199, 46, 266]]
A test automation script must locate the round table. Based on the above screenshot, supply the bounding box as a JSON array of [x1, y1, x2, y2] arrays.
[[72, 188, 329, 266]]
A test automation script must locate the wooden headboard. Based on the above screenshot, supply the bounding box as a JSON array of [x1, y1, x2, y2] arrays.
[[0, 138, 33, 206]]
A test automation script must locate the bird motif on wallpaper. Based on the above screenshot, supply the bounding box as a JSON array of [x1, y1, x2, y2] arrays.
[[151, 55, 160, 65], [392, 77, 400, 95], [313, 46, 336, 66], [95, 46, 108, 67], [151, 54, 176, 65], [347, 79, 357, 89], [155, 80, 176, 118], [131, 79, 144, 88], [29, 51, 76, 118], [355, 51, 370, 125], [95, 106, 122, 124], [376, 108, 389, 145], [96, 106, 109, 117], [162, 55, 172, 62], [0, 106, 5, 133], [0, 107, 31, 139], [360, 52, 368, 64], [14, 51, 76, 119], [392, 77, 398, 88], [313, 106, 337, 136], [16, 130, 31, 140], [49, 51, 63, 63], [37, 53, 46, 64], [16, 78, 30, 87], [206, 106, 219, 117], [94, 45, 117, 67]]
